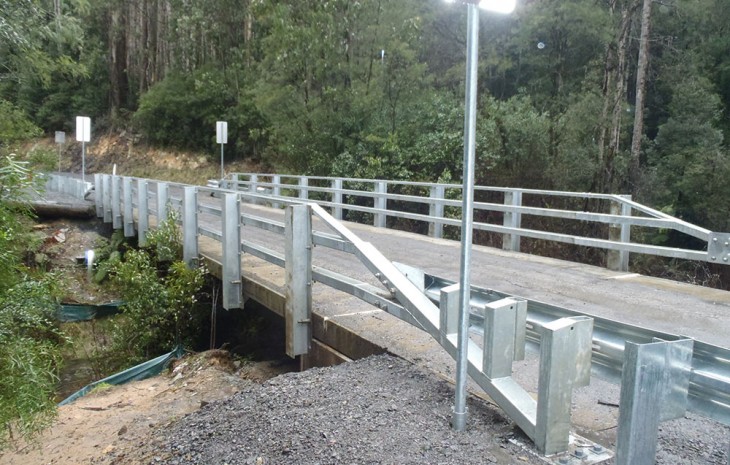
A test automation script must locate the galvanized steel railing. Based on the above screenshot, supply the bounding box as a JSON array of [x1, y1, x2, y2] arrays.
[[222, 173, 730, 272], [47, 173, 730, 464]]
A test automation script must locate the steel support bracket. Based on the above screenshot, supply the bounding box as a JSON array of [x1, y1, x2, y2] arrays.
[[708, 233, 730, 263]]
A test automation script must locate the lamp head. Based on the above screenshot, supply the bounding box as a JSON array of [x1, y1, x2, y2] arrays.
[[444, 0, 516, 14]]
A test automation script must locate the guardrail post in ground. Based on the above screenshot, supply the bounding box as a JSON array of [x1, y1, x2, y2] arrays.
[[122, 177, 135, 237], [156, 182, 169, 223], [299, 177, 309, 200], [285, 204, 313, 357], [374, 181, 387, 228], [615, 338, 693, 465], [183, 186, 199, 268], [94, 174, 103, 218], [222, 193, 242, 309], [111, 176, 121, 229], [332, 179, 343, 220], [272, 175, 281, 209], [608, 196, 631, 272], [535, 316, 593, 455], [137, 179, 149, 246], [102, 175, 112, 223], [429, 186, 445, 239], [503, 191, 522, 252]]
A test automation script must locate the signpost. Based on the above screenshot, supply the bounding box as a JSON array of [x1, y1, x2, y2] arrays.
[[54, 131, 65, 173], [75, 116, 91, 182], [216, 121, 228, 180]]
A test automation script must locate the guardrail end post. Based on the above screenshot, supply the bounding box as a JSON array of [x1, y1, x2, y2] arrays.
[[285, 204, 313, 357], [535, 316, 593, 455], [615, 338, 693, 465]]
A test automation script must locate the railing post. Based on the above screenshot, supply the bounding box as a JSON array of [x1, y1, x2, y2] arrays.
[[535, 316, 593, 455], [608, 196, 631, 272], [183, 187, 199, 268], [272, 174, 281, 209], [285, 204, 312, 357], [102, 175, 112, 223], [111, 175, 121, 229], [332, 179, 343, 220], [249, 174, 258, 205], [429, 186, 445, 239], [299, 177, 309, 200], [222, 193, 242, 309], [615, 338, 693, 465], [374, 181, 387, 228], [94, 174, 103, 218], [502, 191, 522, 252], [137, 179, 149, 246], [157, 182, 169, 223], [122, 177, 135, 237]]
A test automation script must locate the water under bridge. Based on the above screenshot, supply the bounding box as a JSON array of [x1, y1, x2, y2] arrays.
[[45, 172, 730, 465]]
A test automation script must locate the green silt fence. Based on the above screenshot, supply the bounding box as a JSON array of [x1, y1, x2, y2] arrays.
[[58, 345, 185, 406], [57, 301, 123, 322]]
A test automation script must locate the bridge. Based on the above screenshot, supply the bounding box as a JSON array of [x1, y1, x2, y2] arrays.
[[46, 172, 730, 465]]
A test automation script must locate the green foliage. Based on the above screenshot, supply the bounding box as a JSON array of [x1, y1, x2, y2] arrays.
[[109, 211, 207, 363], [0, 277, 67, 450], [133, 69, 267, 159], [0, 99, 41, 148]]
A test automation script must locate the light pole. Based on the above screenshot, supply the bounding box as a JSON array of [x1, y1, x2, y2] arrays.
[[445, 0, 516, 432]]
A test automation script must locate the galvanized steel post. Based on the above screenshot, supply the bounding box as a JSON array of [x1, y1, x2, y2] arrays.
[[299, 177, 309, 200], [285, 204, 313, 357], [535, 316, 593, 455], [102, 175, 112, 223], [94, 174, 103, 218], [608, 196, 632, 272], [374, 181, 387, 228], [137, 179, 149, 246], [183, 186, 199, 268], [429, 186, 445, 239], [122, 177, 134, 237], [156, 182, 169, 223], [453, 2, 479, 433], [482, 299, 518, 379], [503, 191, 522, 252], [272, 174, 281, 209], [221, 193, 242, 309], [332, 179, 343, 220], [438, 283, 460, 347], [249, 174, 258, 205], [112, 175, 121, 228], [615, 338, 693, 465]]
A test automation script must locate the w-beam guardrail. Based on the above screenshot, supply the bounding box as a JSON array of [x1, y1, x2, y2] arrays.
[[47, 173, 730, 464], [221, 173, 730, 273]]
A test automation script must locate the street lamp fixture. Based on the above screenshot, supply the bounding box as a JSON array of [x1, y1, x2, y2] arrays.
[[444, 0, 515, 432]]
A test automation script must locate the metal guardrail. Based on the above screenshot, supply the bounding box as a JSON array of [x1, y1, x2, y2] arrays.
[[47, 173, 730, 464], [222, 173, 730, 272]]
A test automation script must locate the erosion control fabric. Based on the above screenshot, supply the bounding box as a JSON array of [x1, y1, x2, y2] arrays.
[[57, 301, 123, 322], [58, 345, 185, 406]]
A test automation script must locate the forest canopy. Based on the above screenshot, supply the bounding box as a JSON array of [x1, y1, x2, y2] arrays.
[[1, 0, 729, 233]]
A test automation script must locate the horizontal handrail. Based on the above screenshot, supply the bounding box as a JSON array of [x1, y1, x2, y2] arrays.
[[224, 173, 724, 270]]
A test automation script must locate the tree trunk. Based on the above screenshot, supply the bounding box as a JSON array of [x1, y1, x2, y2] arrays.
[[629, 0, 653, 194]]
